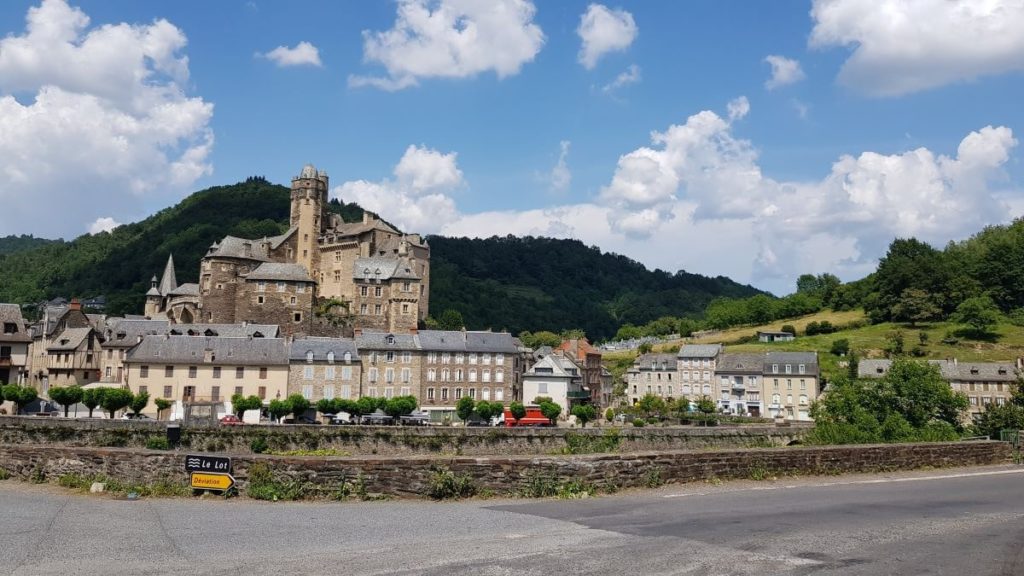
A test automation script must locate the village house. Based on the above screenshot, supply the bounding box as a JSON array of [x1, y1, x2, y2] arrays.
[[287, 337, 361, 403], [522, 352, 587, 416], [626, 352, 679, 405], [555, 338, 604, 406], [677, 344, 722, 401], [762, 351, 819, 421], [0, 304, 30, 385], [714, 353, 765, 416]]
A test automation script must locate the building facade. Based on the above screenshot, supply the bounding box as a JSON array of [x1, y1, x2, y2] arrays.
[[288, 337, 362, 403], [761, 352, 819, 421], [0, 304, 30, 385], [522, 353, 586, 415], [677, 344, 723, 402], [626, 353, 679, 405]]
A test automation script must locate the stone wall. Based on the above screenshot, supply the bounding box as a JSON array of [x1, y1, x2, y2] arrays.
[[0, 416, 807, 456], [0, 441, 1010, 499]]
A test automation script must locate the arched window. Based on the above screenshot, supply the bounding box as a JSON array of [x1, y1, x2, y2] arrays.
[[306, 351, 314, 363], [327, 351, 335, 364]]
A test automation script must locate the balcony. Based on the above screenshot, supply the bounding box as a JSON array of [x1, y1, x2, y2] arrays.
[[730, 380, 745, 390]]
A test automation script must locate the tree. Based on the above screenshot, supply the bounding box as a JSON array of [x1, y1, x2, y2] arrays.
[[455, 396, 475, 425], [49, 385, 83, 417], [384, 395, 418, 419], [830, 338, 850, 357], [82, 388, 101, 418], [510, 401, 526, 421], [436, 309, 465, 331], [99, 388, 133, 419], [695, 396, 717, 425], [954, 295, 1001, 337], [355, 396, 380, 418], [780, 324, 796, 337], [154, 398, 172, 420], [637, 342, 653, 354], [518, 330, 562, 349], [314, 297, 354, 329], [316, 398, 337, 416], [232, 394, 263, 419], [2, 384, 37, 414], [268, 399, 291, 423], [286, 394, 310, 419], [605, 407, 615, 422], [890, 288, 941, 326], [539, 401, 562, 424], [570, 404, 597, 427], [636, 393, 666, 420], [129, 391, 150, 416], [886, 331, 905, 356], [474, 400, 502, 423]]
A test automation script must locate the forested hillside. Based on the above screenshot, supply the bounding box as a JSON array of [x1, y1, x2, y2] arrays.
[[0, 235, 58, 256], [0, 178, 763, 339]]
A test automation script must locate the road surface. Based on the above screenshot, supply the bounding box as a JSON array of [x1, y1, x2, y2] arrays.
[[1, 465, 1022, 575]]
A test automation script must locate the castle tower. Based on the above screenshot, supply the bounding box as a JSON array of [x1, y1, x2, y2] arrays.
[[290, 164, 329, 276], [144, 275, 162, 318]]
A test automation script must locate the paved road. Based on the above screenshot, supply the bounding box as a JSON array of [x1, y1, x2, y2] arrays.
[[1, 465, 1022, 576]]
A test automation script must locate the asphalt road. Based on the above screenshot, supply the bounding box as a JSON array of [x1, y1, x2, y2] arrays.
[[1, 465, 1023, 576]]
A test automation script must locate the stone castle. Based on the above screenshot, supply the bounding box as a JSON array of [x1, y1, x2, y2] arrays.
[[143, 164, 430, 336]]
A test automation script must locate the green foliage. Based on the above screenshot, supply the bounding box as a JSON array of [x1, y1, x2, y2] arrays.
[[246, 462, 305, 501], [250, 437, 269, 454], [972, 382, 1024, 438], [383, 395, 418, 418], [830, 338, 850, 356], [562, 429, 621, 454], [427, 467, 477, 500], [509, 402, 526, 421], [886, 331, 905, 356], [145, 436, 171, 450], [435, 309, 465, 330], [455, 396, 475, 424], [539, 400, 562, 423], [81, 388, 100, 417], [267, 399, 290, 422], [517, 330, 562, 349], [1, 384, 37, 414], [129, 391, 150, 415], [891, 288, 942, 326], [605, 407, 615, 422], [696, 396, 717, 415], [637, 342, 652, 354], [473, 400, 502, 422], [154, 398, 172, 419], [98, 388, 133, 419], [636, 394, 666, 419], [48, 385, 83, 417], [953, 295, 1001, 337], [0, 234, 57, 256], [570, 404, 597, 427], [780, 324, 796, 337], [286, 394, 310, 418], [632, 418, 646, 427]]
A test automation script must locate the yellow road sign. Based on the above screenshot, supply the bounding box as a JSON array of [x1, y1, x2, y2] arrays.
[[190, 472, 235, 491]]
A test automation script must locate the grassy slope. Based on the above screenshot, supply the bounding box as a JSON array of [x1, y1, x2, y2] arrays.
[[604, 309, 1024, 381]]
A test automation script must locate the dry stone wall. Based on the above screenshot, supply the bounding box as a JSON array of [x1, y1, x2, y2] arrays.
[[0, 442, 1010, 499]]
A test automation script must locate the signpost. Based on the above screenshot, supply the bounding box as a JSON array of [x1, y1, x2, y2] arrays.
[[186, 454, 234, 492]]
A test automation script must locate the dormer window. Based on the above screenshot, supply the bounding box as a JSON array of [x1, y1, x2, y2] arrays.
[[386, 335, 395, 345], [306, 351, 314, 363], [327, 351, 335, 363], [344, 351, 351, 364], [970, 368, 979, 375], [3, 323, 16, 334]]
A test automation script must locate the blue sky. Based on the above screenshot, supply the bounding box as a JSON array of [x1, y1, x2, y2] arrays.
[[1, 0, 1022, 294]]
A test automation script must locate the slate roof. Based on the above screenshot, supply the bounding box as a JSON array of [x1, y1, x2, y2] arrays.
[[356, 331, 419, 350], [0, 303, 31, 342], [168, 323, 279, 338], [525, 354, 576, 379], [678, 344, 723, 358], [764, 351, 818, 374], [332, 219, 399, 238], [635, 353, 677, 370], [859, 358, 1018, 382], [104, 319, 171, 348], [205, 235, 272, 261], [289, 337, 360, 362], [48, 327, 93, 352], [246, 263, 313, 283], [417, 330, 519, 353], [126, 335, 288, 365], [352, 257, 420, 281], [716, 353, 766, 374], [158, 255, 178, 296], [167, 283, 200, 297]]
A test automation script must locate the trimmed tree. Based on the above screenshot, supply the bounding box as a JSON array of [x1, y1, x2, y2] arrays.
[[384, 395, 418, 419], [232, 394, 263, 419], [129, 391, 150, 416], [570, 404, 597, 427], [539, 401, 562, 425], [2, 384, 37, 415], [82, 388, 101, 418], [99, 388, 133, 419], [605, 407, 615, 422], [286, 394, 311, 421], [509, 401, 526, 422], [696, 395, 717, 426], [154, 398, 172, 420], [455, 396, 475, 425], [49, 385, 83, 417], [268, 398, 291, 423], [474, 400, 502, 424]]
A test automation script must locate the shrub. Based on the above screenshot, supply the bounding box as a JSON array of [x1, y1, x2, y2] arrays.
[[428, 468, 477, 500], [605, 408, 614, 423], [556, 479, 594, 499], [246, 462, 305, 501], [632, 418, 646, 427], [250, 437, 269, 454], [780, 324, 796, 337], [145, 436, 171, 450], [830, 338, 850, 356]]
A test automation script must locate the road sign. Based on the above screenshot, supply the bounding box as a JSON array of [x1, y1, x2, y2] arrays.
[[190, 472, 235, 492], [185, 454, 231, 474]]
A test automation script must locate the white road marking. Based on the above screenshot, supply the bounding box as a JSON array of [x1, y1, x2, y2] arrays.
[[662, 467, 1024, 499]]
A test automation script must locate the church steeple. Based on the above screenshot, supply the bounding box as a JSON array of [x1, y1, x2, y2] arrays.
[[158, 254, 178, 296]]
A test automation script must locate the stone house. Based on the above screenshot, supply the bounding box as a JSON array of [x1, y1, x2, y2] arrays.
[[354, 330, 422, 403], [714, 353, 765, 416], [762, 351, 819, 421], [124, 335, 289, 417], [677, 344, 722, 401], [288, 337, 361, 403], [626, 352, 679, 405], [555, 338, 604, 406], [0, 303, 30, 385], [417, 330, 519, 415]]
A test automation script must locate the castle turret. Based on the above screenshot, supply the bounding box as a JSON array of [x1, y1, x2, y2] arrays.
[[290, 164, 329, 277], [145, 275, 162, 318]]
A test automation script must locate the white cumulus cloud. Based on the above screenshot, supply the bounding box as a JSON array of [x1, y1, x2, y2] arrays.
[[0, 0, 213, 238], [810, 0, 1024, 96], [763, 55, 805, 89], [260, 41, 322, 67], [577, 4, 638, 69], [602, 63, 641, 93], [548, 140, 572, 193], [333, 145, 463, 233], [349, 0, 544, 91], [88, 217, 121, 234]]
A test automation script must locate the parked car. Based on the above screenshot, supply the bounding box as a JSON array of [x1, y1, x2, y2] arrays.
[[360, 410, 393, 425], [121, 413, 153, 420], [398, 411, 430, 426], [219, 414, 243, 426], [329, 411, 354, 425], [283, 415, 321, 425]]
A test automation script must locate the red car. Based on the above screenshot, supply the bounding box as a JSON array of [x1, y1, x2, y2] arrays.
[[219, 415, 244, 426]]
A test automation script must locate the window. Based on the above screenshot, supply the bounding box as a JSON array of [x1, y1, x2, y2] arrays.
[[537, 382, 548, 394], [236, 367, 244, 379], [340, 384, 352, 399], [211, 386, 220, 401], [360, 304, 368, 314], [772, 364, 779, 374], [401, 368, 411, 383], [293, 312, 302, 323], [258, 386, 266, 399], [798, 364, 805, 374], [785, 364, 792, 374], [277, 282, 286, 292], [105, 367, 111, 378], [800, 379, 806, 391], [482, 354, 491, 365], [374, 304, 381, 315], [360, 286, 368, 297], [455, 388, 463, 399], [304, 366, 314, 380], [213, 367, 221, 379], [341, 366, 352, 381], [344, 352, 352, 364], [385, 368, 395, 383], [787, 379, 793, 390], [482, 388, 490, 400], [333, 270, 341, 283], [469, 369, 477, 382], [296, 284, 305, 294], [257, 281, 266, 292], [163, 385, 172, 398], [495, 354, 504, 364], [369, 368, 379, 382], [403, 282, 411, 292], [482, 369, 491, 383], [469, 388, 476, 399], [427, 369, 436, 382], [772, 393, 781, 405], [442, 368, 450, 382], [324, 385, 334, 400], [428, 352, 437, 364], [384, 387, 394, 399], [496, 369, 504, 383], [400, 386, 410, 396], [454, 369, 463, 382], [799, 395, 808, 405], [289, 296, 297, 305], [386, 351, 395, 363], [188, 366, 197, 378], [234, 386, 243, 396], [427, 388, 435, 401], [441, 353, 451, 364], [368, 387, 378, 397], [165, 366, 174, 377], [302, 385, 313, 400], [401, 351, 412, 364], [257, 295, 265, 305], [469, 353, 478, 364], [402, 303, 409, 314], [375, 286, 382, 297], [326, 366, 336, 380], [441, 388, 449, 401]]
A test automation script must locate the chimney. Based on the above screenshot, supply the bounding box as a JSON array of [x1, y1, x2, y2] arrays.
[[69, 298, 81, 311], [362, 212, 369, 224], [353, 328, 362, 337]]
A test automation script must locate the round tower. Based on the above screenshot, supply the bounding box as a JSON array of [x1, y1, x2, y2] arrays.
[[290, 164, 329, 275]]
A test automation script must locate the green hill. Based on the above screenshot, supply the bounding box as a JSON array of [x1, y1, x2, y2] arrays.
[[0, 178, 763, 339]]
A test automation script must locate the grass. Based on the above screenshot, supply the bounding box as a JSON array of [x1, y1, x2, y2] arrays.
[[604, 309, 1024, 381]]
